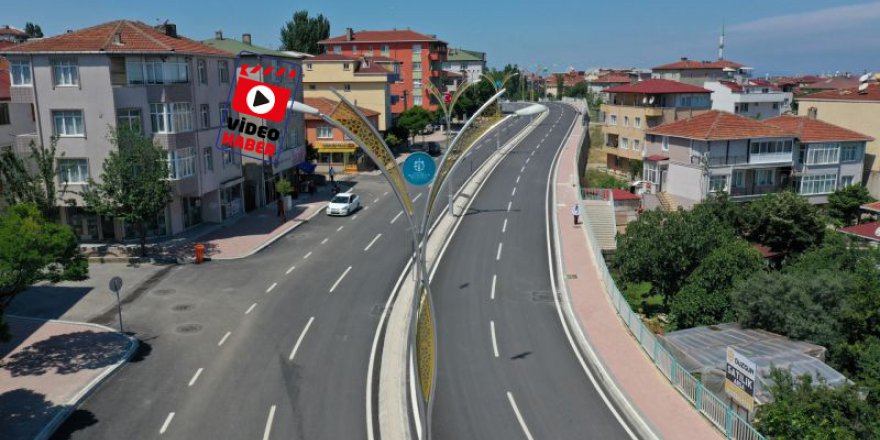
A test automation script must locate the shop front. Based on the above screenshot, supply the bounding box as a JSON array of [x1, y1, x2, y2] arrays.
[[315, 141, 360, 173]]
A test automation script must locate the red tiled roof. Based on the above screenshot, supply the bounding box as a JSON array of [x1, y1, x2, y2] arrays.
[[303, 97, 379, 121], [0, 26, 27, 37], [590, 74, 631, 84], [798, 83, 880, 102], [652, 59, 746, 71], [0, 41, 17, 50], [800, 76, 860, 91], [862, 202, 880, 213], [309, 53, 359, 62], [647, 110, 793, 140], [839, 221, 880, 242], [718, 79, 781, 93], [364, 55, 398, 63], [0, 20, 231, 56], [751, 243, 781, 258], [605, 78, 711, 94], [611, 189, 641, 201], [356, 62, 391, 75], [644, 155, 669, 161], [320, 29, 443, 44], [764, 115, 873, 143]]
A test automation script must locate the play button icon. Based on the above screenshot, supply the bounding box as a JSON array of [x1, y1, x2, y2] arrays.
[[232, 76, 291, 123], [253, 90, 270, 107], [246, 85, 276, 115]]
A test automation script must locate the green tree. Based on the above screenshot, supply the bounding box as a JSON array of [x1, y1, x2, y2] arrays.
[[384, 133, 402, 150], [628, 159, 643, 180], [565, 81, 589, 98], [80, 128, 171, 256], [827, 184, 874, 226], [740, 191, 826, 255], [0, 137, 67, 220], [279, 10, 330, 55], [397, 106, 432, 144], [670, 238, 764, 328], [555, 74, 564, 101], [24, 22, 43, 38], [0, 204, 88, 340], [691, 192, 741, 232]]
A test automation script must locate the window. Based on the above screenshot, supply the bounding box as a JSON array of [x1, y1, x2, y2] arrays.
[[0, 103, 10, 125], [662, 136, 669, 151], [633, 139, 640, 151], [116, 108, 142, 133], [608, 114, 617, 126], [772, 102, 779, 110], [10, 60, 32, 86], [218, 60, 230, 84], [343, 63, 350, 71], [732, 170, 745, 188], [840, 143, 861, 162], [198, 59, 208, 85], [412, 44, 422, 55], [623, 116, 629, 127], [799, 173, 837, 195], [308, 84, 316, 91], [203, 147, 213, 172], [317, 125, 333, 139], [352, 45, 358, 54], [368, 45, 374, 55], [805, 143, 840, 165], [413, 95, 422, 106], [53, 110, 84, 136], [735, 103, 750, 113], [840, 176, 854, 188], [219, 102, 230, 125], [306, 63, 313, 71], [709, 175, 727, 192], [620, 138, 629, 149], [150, 103, 192, 133], [381, 44, 390, 56], [52, 59, 79, 86], [126, 56, 189, 85], [634, 117, 641, 128], [334, 45, 342, 54], [222, 149, 234, 166], [750, 140, 793, 156], [200, 104, 210, 128], [343, 84, 352, 92], [58, 159, 88, 183], [754, 169, 775, 186], [413, 62, 422, 72], [168, 147, 196, 180]]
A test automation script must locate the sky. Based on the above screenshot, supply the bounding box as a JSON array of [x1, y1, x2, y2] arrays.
[[5, 0, 880, 76]]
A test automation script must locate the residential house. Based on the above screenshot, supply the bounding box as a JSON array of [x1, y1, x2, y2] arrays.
[[203, 31, 307, 212], [796, 82, 880, 197], [318, 28, 448, 115], [303, 97, 379, 173], [600, 79, 713, 174], [1, 20, 244, 241], [839, 221, 880, 246], [642, 111, 870, 207], [651, 57, 751, 86], [0, 25, 28, 44], [586, 73, 632, 97], [704, 79, 792, 119], [0, 58, 35, 150], [797, 75, 860, 96], [302, 53, 398, 131], [442, 48, 486, 84]]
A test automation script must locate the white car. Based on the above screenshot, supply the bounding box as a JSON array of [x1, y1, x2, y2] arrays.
[[326, 192, 360, 216]]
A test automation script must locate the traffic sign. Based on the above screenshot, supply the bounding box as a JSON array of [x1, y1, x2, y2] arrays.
[[109, 276, 123, 293], [495, 79, 502, 89], [402, 152, 437, 187]]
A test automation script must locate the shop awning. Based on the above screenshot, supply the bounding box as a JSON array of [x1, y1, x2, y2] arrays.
[[296, 161, 317, 173], [645, 155, 669, 162], [315, 142, 358, 154]]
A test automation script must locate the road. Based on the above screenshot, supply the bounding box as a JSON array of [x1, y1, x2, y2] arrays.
[[52, 112, 531, 440], [430, 103, 633, 439]]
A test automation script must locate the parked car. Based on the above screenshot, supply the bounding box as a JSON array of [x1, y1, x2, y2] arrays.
[[326, 193, 360, 216], [426, 142, 442, 156]]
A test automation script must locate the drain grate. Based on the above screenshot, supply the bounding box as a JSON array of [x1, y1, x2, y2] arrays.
[[153, 288, 176, 296], [532, 291, 557, 303], [171, 304, 194, 312], [175, 323, 203, 334]]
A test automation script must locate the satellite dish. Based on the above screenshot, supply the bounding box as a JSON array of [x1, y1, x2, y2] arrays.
[[859, 83, 870, 93], [859, 73, 873, 83]]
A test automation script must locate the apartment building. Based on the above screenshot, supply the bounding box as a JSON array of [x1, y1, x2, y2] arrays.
[[1, 20, 245, 241], [303, 97, 379, 173], [704, 79, 793, 119], [642, 111, 870, 207], [0, 58, 35, 149], [302, 53, 398, 131], [203, 31, 307, 212], [319, 28, 447, 115], [797, 82, 880, 198], [441, 48, 486, 84], [651, 57, 751, 86], [600, 79, 712, 173], [0, 25, 28, 44]]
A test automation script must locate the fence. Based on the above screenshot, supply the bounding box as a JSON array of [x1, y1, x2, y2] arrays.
[[574, 104, 766, 440]]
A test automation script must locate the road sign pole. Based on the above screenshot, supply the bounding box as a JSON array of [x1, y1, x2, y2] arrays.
[[109, 276, 124, 333], [116, 291, 124, 333]]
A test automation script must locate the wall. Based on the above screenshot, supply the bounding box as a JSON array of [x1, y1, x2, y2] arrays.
[[666, 161, 704, 203], [0, 101, 34, 147], [304, 62, 390, 130]]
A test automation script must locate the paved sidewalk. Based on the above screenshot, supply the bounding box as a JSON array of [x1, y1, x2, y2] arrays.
[[0, 316, 136, 440], [554, 121, 722, 438]]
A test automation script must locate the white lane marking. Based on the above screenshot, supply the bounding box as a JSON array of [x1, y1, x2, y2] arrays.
[[364, 206, 370, 210], [373, 198, 379, 203], [502, 218, 508, 233], [383, 191, 389, 196], [490, 321, 499, 358], [329, 266, 353, 293], [159, 412, 175, 435], [286, 265, 296, 275], [188, 367, 204, 387], [521, 166, 526, 173], [218, 331, 231, 347], [496, 242, 503, 261], [321, 238, 329, 245], [507, 201, 512, 212], [413, 193, 422, 202], [516, 175, 520, 184], [262, 405, 277, 440], [245, 303, 257, 314], [390, 211, 403, 224], [525, 157, 531, 164], [364, 233, 383, 252], [289, 316, 315, 361], [507, 392, 535, 440], [511, 187, 517, 197], [303, 251, 312, 259], [337, 225, 344, 232], [266, 282, 277, 293], [491, 274, 497, 300], [530, 151, 535, 157], [352, 214, 359, 220]]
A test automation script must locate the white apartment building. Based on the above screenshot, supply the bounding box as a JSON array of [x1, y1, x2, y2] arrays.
[[704, 80, 793, 119]]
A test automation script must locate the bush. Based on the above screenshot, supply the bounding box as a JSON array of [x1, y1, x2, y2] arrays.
[[585, 169, 628, 189]]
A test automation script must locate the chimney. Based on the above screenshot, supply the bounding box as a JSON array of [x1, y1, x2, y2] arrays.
[[66, 29, 73, 33], [680, 56, 688, 61], [242, 33, 251, 45], [159, 22, 177, 38], [215, 29, 223, 40], [346, 27, 353, 41], [112, 32, 123, 45]]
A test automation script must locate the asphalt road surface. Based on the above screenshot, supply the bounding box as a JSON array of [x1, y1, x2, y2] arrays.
[[430, 103, 634, 440]]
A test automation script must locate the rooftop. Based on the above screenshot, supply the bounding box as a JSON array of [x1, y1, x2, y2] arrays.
[[798, 82, 880, 103], [0, 25, 27, 37], [0, 20, 230, 56], [862, 202, 880, 214], [309, 53, 359, 62], [605, 78, 711, 95], [765, 115, 873, 143], [839, 221, 880, 242], [303, 97, 379, 121], [320, 29, 445, 45], [590, 74, 631, 84], [652, 58, 746, 71], [202, 35, 301, 59], [717, 79, 781, 93], [647, 110, 792, 141], [610, 189, 641, 201], [800, 76, 860, 91]]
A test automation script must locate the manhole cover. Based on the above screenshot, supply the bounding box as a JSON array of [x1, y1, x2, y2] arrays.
[[175, 324, 203, 334], [171, 304, 194, 312], [532, 291, 556, 303], [153, 288, 176, 296]]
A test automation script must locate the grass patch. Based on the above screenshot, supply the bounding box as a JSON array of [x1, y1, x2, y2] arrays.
[[585, 169, 628, 189]]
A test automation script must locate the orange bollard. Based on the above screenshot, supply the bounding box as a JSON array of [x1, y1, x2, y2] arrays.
[[194, 243, 205, 264]]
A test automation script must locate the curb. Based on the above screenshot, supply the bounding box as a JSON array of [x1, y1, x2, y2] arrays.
[[5, 315, 140, 440], [209, 202, 329, 261]]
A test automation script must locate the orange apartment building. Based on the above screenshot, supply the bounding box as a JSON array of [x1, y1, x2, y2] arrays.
[[318, 28, 447, 116]]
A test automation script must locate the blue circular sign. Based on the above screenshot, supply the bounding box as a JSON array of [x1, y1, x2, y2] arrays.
[[402, 152, 436, 187]]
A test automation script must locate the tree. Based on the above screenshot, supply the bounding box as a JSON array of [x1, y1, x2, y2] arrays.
[[565, 81, 589, 98], [0, 137, 67, 220], [24, 22, 43, 38], [670, 238, 764, 329], [0, 204, 88, 340], [397, 107, 432, 144], [740, 191, 826, 255], [828, 185, 874, 226], [80, 128, 171, 256], [280, 10, 330, 55], [555, 74, 564, 101], [628, 159, 643, 180]]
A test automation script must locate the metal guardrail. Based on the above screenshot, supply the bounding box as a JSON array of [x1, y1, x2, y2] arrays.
[[573, 110, 766, 440]]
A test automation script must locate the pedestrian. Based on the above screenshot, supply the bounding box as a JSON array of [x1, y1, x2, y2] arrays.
[[277, 197, 286, 222], [571, 203, 581, 226], [328, 166, 336, 184]]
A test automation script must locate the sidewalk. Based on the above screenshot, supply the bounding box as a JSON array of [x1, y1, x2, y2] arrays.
[[553, 120, 721, 438], [0, 316, 136, 440]]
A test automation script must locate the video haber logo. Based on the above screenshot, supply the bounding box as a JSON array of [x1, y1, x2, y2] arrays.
[[231, 76, 290, 123]]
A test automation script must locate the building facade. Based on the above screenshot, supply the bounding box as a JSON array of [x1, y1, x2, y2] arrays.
[[1, 20, 246, 241], [441, 48, 486, 84], [600, 79, 713, 173], [651, 57, 751, 86], [704, 80, 792, 119], [318, 28, 447, 115], [642, 111, 870, 207], [303, 97, 379, 173], [0, 58, 35, 150]]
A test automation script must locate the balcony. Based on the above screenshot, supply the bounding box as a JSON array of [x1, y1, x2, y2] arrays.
[[705, 153, 792, 167], [749, 152, 793, 164], [13, 133, 40, 154], [729, 184, 789, 198]]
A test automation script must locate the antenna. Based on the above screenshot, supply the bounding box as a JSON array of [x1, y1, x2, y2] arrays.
[[718, 22, 725, 60]]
